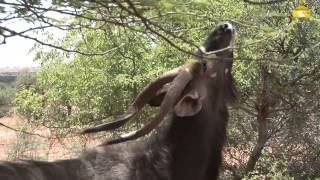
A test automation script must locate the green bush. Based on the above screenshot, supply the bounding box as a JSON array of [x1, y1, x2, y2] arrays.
[[14, 87, 44, 121], [15, 70, 37, 90], [0, 83, 14, 105], [0, 82, 15, 116]]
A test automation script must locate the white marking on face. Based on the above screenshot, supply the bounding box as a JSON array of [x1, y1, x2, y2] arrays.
[[121, 131, 137, 138], [225, 68, 229, 74], [225, 22, 236, 49], [199, 46, 207, 53], [210, 73, 217, 78], [225, 22, 233, 31]]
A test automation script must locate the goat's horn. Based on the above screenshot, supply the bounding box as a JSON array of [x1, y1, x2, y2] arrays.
[[81, 67, 181, 134], [101, 64, 198, 145]]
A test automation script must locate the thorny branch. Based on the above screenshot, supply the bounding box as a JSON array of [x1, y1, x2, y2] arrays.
[[243, 0, 287, 5], [1, 26, 126, 55], [0, 0, 206, 56], [0, 122, 51, 138], [0, 0, 316, 60], [0, 0, 249, 58], [108, 0, 201, 57]]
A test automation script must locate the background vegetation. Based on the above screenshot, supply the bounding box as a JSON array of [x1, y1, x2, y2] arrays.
[[1, 0, 319, 179], [0, 70, 36, 117]]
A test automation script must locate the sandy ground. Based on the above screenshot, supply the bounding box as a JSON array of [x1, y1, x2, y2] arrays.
[[0, 115, 102, 160], [0, 115, 19, 159]]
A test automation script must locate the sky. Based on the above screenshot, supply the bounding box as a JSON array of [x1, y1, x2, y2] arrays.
[[0, 36, 39, 68], [0, 15, 40, 68], [0, 1, 62, 68], [1, 17, 67, 68]]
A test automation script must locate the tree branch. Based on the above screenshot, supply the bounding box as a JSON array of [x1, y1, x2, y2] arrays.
[[1, 26, 125, 56], [0, 122, 50, 139], [243, 0, 287, 5]]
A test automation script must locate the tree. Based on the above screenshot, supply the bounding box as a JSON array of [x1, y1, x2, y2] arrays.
[[15, 70, 37, 89], [3, 0, 320, 178], [224, 2, 320, 179], [14, 0, 246, 132], [1, 0, 216, 56]]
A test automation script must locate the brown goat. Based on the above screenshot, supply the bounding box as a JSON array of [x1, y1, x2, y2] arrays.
[[0, 22, 236, 180]]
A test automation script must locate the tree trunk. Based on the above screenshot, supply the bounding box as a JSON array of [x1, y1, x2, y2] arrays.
[[245, 65, 270, 174], [245, 110, 268, 172]]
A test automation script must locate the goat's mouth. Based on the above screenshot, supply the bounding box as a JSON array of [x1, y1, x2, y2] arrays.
[[226, 26, 236, 50], [219, 22, 235, 33], [219, 21, 236, 39], [198, 22, 235, 56]]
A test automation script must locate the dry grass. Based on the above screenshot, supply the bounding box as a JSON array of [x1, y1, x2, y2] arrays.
[[0, 115, 19, 159]]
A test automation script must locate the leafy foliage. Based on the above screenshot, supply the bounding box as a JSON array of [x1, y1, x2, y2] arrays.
[[5, 0, 320, 178]]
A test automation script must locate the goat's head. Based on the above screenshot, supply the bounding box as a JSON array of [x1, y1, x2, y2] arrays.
[[82, 22, 236, 145], [198, 21, 235, 58]]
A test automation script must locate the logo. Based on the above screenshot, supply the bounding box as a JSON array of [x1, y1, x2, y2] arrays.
[[292, 5, 311, 18]]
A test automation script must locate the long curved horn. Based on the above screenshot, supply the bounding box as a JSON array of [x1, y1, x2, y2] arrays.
[[100, 63, 199, 145], [81, 67, 182, 134]]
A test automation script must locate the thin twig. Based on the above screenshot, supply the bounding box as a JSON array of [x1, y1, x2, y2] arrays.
[[2, 26, 126, 56], [243, 0, 287, 5], [0, 122, 51, 139]]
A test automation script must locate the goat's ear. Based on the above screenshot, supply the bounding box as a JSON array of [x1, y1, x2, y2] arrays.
[[174, 90, 202, 117]]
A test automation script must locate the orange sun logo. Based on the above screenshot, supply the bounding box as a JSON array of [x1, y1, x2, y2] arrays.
[[292, 5, 311, 18]]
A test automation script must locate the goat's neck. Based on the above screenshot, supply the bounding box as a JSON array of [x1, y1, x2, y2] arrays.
[[161, 106, 228, 180]]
